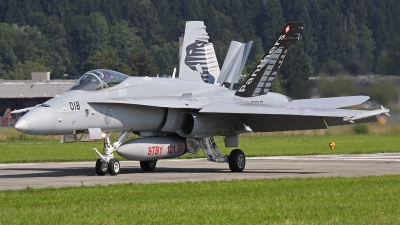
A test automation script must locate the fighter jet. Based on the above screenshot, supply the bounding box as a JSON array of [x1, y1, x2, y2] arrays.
[[13, 22, 388, 176]]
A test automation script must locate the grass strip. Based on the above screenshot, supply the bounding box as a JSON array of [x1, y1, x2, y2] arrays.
[[0, 175, 399, 224], [0, 134, 399, 163]]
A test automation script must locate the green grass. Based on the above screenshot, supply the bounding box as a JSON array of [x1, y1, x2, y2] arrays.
[[235, 133, 400, 156], [1, 124, 400, 163], [0, 134, 399, 163], [0, 134, 400, 163], [0, 141, 103, 163], [1, 127, 399, 224], [0, 175, 399, 224]]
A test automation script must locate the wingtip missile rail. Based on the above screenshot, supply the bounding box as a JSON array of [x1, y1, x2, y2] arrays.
[[342, 105, 390, 123]]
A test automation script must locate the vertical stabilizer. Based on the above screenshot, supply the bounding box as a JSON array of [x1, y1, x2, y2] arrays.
[[235, 22, 303, 97], [218, 41, 253, 89], [179, 21, 221, 85]]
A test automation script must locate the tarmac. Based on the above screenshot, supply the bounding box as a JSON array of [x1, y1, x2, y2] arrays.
[[1, 153, 400, 190]]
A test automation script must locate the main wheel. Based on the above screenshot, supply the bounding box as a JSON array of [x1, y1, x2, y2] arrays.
[[108, 158, 120, 176], [140, 160, 157, 171], [95, 158, 107, 176], [229, 149, 246, 172]]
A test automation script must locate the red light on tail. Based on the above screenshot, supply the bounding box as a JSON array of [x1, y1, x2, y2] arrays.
[[285, 25, 290, 34]]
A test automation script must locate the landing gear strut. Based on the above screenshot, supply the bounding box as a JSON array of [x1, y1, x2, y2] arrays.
[[93, 131, 131, 176], [195, 136, 246, 172]]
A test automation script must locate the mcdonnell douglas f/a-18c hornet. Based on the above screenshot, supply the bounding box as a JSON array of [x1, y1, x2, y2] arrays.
[[13, 22, 389, 176]]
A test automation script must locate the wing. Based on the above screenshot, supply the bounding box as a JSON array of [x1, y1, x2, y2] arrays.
[[200, 102, 378, 132], [285, 96, 370, 109]]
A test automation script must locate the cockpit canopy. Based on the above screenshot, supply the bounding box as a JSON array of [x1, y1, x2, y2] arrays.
[[69, 69, 129, 91]]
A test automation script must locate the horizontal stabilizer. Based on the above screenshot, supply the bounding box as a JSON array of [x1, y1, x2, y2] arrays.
[[285, 96, 370, 109]]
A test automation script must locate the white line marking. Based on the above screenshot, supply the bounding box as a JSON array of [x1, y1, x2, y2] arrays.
[[1, 153, 400, 167]]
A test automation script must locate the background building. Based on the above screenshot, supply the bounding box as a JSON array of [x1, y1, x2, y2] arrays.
[[0, 72, 75, 124]]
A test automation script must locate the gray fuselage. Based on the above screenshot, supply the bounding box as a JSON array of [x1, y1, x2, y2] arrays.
[[15, 75, 291, 136]]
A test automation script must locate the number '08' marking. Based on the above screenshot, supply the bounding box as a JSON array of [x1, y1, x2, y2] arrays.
[[69, 101, 80, 110]]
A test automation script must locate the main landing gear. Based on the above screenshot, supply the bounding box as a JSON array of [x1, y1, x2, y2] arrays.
[[140, 160, 158, 171], [93, 131, 131, 176], [194, 136, 246, 172], [228, 149, 246, 172]]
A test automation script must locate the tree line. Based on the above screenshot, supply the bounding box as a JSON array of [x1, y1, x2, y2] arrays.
[[0, 0, 399, 98]]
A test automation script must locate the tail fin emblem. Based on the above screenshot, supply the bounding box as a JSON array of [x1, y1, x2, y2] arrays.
[[235, 22, 303, 98], [178, 21, 221, 85], [285, 25, 290, 34]]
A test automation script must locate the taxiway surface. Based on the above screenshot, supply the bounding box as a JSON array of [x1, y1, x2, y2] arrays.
[[1, 153, 400, 190]]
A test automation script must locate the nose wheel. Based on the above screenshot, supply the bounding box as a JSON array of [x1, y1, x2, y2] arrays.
[[108, 158, 120, 175], [95, 158, 107, 176], [95, 158, 120, 176], [93, 131, 131, 176]]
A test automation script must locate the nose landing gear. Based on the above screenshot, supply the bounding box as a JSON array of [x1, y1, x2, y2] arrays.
[[93, 131, 130, 176], [95, 158, 108, 176]]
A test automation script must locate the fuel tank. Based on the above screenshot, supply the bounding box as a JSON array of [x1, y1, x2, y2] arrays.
[[117, 136, 187, 161]]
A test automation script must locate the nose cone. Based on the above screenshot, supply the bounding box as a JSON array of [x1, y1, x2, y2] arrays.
[[14, 119, 28, 132], [14, 107, 56, 135]]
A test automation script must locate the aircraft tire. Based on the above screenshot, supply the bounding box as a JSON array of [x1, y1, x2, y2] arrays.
[[228, 149, 246, 172], [108, 158, 120, 176], [95, 158, 107, 176], [140, 160, 157, 171]]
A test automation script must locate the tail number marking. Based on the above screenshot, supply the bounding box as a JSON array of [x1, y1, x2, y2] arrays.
[[69, 102, 80, 110]]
